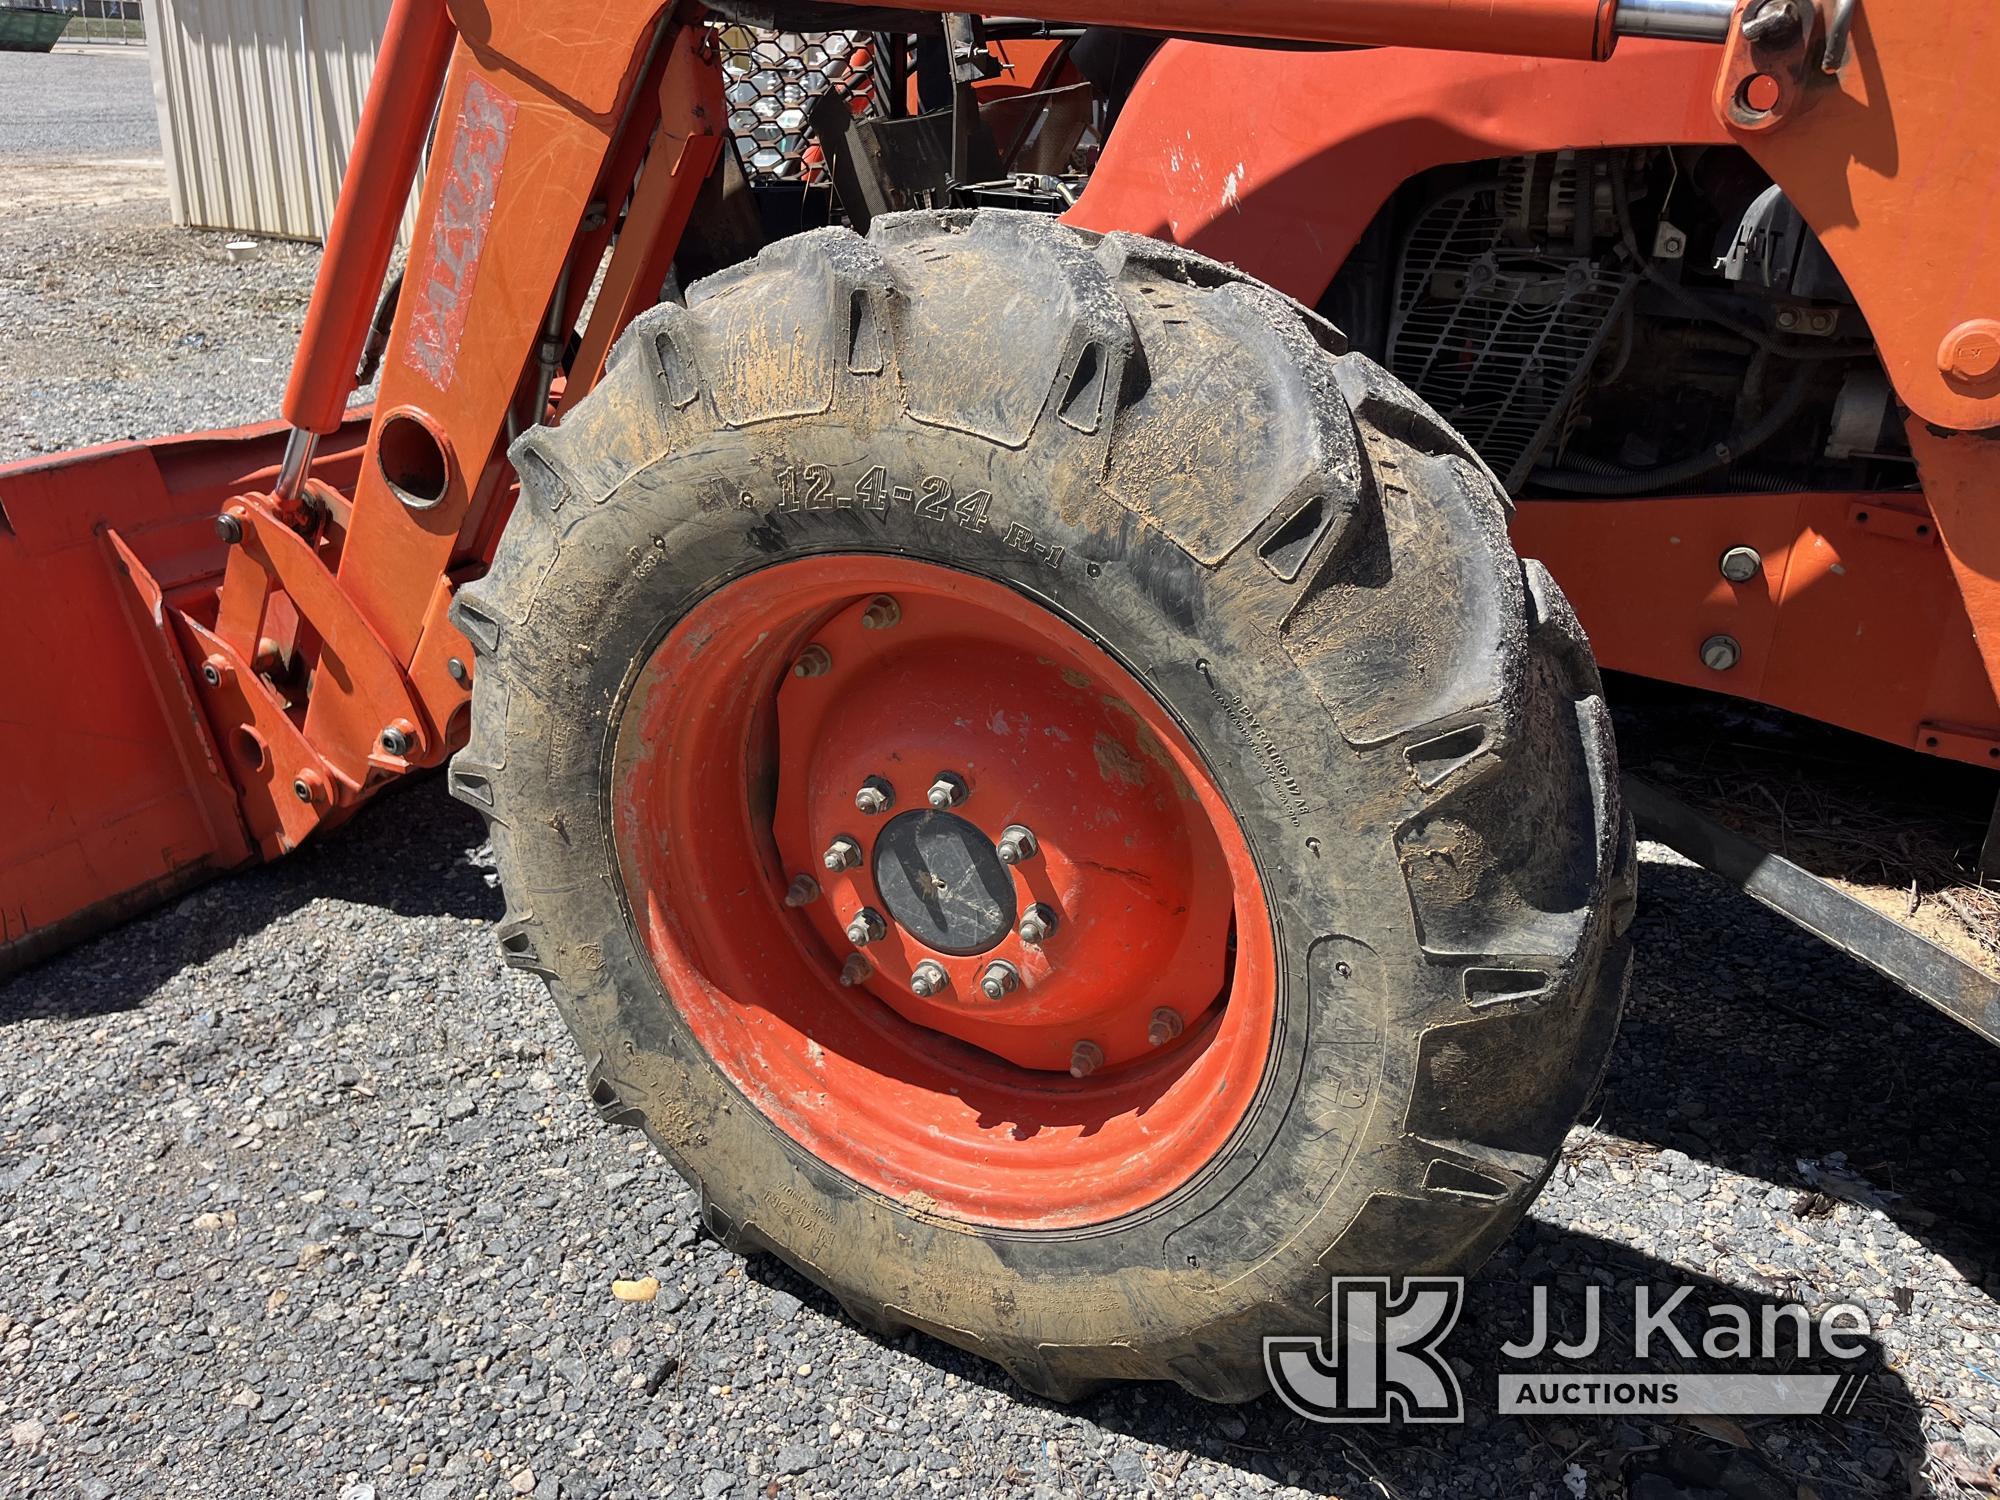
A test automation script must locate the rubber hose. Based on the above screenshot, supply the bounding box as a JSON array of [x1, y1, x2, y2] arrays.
[[1532, 358, 1815, 496]]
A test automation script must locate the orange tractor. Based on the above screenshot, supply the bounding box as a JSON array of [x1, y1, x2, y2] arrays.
[[1, 0, 1993, 1400]]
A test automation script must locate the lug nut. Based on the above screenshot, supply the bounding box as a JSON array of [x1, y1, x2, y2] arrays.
[[860, 595, 901, 631], [1068, 1040, 1104, 1078], [979, 961, 1020, 1000], [838, 955, 872, 987], [1148, 1007, 1186, 1047], [214, 511, 244, 545], [783, 874, 821, 908], [845, 907, 887, 947], [996, 824, 1039, 865], [1017, 904, 1059, 945], [792, 644, 832, 678], [379, 723, 413, 757], [854, 776, 895, 815], [1701, 634, 1743, 673], [926, 771, 968, 810], [447, 656, 469, 684], [822, 836, 862, 872], [1718, 546, 1762, 584], [910, 961, 948, 997]]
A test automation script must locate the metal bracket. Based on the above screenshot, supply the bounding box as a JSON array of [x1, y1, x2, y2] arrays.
[[1847, 500, 1939, 546], [1715, 0, 1826, 132], [182, 615, 343, 855], [103, 529, 256, 868], [212, 492, 428, 788]]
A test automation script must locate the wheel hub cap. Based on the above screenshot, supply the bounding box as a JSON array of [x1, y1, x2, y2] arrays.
[[871, 811, 1016, 956]]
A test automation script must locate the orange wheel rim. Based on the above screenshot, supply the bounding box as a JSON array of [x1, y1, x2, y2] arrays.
[[611, 556, 1275, 1230]]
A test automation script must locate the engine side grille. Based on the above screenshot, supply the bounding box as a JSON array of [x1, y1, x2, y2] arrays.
[[1388, 181, 1634, 492]]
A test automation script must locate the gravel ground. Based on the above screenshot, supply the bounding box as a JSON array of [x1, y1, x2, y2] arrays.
[[5, 43, 2000, 1500], [0, 48, 322, 462]]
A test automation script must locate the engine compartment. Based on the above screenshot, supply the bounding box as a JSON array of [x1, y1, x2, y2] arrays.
[[1327, 148, 1912, 501], [712, 23, 1908, 507]]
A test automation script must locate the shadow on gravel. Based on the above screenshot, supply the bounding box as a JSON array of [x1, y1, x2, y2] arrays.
[[1606, 859, 2000, 1284], [744, 1229, 1927, 1499], [733, 839, 1993, 1498], [0, 777, 501, 1025]]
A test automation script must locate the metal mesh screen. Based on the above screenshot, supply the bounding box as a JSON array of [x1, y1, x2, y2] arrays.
[[716, 27, 876, 183], [1388, 182, 1634, 492]]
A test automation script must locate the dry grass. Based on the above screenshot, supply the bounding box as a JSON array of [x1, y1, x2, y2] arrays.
[[1613, 684, 2000, 968]]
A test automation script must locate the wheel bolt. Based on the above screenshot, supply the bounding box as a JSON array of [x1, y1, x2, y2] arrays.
[[822, 836, 862, 872], [1068, 1040, 1104, 1078], [996, 824, 1038, 865], [783, 874, 821, 907], [845, 907, 886, 947], [926, 771, 967, 810], [1017, 904, 1058, 945], [910, 961, 948, 997], [860, 595, 901, 631], [838, 954, 872, 987], [979, 961, 1019, 1000], [1147, 1007, 1185, 1047], [793, 644, 832, 678], [854, 776, 895, 815]]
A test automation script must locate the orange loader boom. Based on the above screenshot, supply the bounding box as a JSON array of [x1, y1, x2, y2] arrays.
[[1, 0, 1996, 983]]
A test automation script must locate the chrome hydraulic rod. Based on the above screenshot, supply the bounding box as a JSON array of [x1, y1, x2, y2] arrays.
[[1612, 0, 1737, 42]]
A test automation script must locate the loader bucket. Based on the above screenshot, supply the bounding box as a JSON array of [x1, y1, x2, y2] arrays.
[[0, 418, 369, 977]]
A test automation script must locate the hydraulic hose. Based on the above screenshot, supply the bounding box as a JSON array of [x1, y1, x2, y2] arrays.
[[1532, 358, 1817, 495]]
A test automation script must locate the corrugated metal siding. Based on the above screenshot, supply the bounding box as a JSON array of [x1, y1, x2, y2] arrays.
[[141, 0, 415, 243]]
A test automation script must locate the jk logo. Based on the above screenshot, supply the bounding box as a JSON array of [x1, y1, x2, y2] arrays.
[[1265, 1277, 1465, 1423]]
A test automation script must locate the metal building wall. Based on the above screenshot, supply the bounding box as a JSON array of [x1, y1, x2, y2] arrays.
[[140, 0, 410, 243]]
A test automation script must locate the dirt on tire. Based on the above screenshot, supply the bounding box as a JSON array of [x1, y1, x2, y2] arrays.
[[451, 209, 1635, 1402]]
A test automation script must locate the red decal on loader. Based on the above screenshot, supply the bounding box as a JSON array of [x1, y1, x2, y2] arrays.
[[405, 74, 516, 389]]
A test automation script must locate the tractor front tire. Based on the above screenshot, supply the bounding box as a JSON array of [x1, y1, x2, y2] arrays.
[[451, 211, 1634, 1403]]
